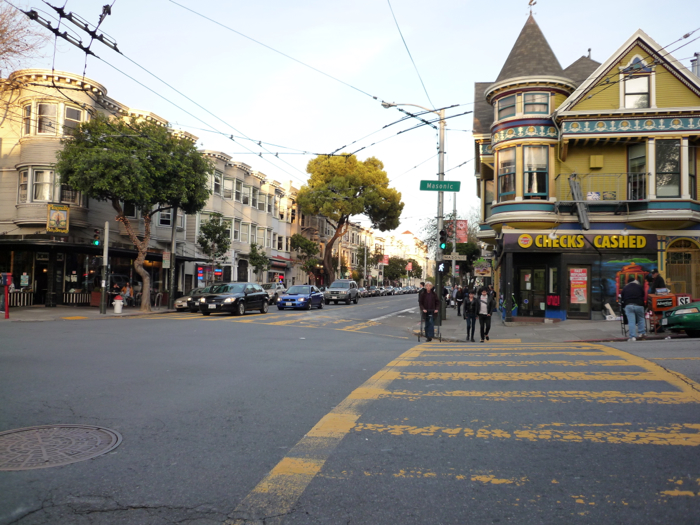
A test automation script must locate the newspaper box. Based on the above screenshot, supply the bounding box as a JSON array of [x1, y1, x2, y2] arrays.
[[648, 294, 676, 333]]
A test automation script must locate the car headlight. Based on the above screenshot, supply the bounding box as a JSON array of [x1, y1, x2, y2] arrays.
[[200, 297, 206, 303], [674, 307, 699, 316], [299, 297, 306, 301], [224, 297, 235, 304]]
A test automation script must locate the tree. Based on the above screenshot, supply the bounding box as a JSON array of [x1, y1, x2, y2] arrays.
[[290, 233, 320, 283], [384, 257, 408, 283], [420, 208, 480, 255], [330, 255, 349, 278], [55, 114, 211, 311], [197, 212, 231, 282], [298, 154, 404, 283], [406, 258, 423, 280], [0, 4, 51, 75], [248, 243, 270, 282]]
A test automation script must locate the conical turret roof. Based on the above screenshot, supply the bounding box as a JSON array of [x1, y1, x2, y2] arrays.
[[496, 15, 564, 82]]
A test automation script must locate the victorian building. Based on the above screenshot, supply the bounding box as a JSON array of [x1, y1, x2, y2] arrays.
[[474, 16, 700, 320]]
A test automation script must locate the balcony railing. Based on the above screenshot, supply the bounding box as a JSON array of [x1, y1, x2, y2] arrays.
[[555, 173, 650, 202]]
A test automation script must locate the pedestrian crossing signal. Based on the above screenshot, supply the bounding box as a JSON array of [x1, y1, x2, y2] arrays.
[[439, 229, 447, 250], [436, 261, 447, 275]]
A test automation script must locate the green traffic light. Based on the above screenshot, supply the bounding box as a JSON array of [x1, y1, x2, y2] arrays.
[[439, 242, 446, 250], [92, 239, 100, 246]]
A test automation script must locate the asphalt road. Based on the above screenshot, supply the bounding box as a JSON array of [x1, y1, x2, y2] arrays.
[[1, 294, 699, 524]]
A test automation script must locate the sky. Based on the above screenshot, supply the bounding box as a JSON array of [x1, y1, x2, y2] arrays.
[[13, 0, 700, 240]]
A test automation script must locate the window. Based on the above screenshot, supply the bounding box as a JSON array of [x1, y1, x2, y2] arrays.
[[60, 185, 80, 204], [484, 180, 494, 219], [257, 227, 266, 247], [267, 195, 273, 213], [252, 188, 259, 208], [233, 219, 241, 241], [523, 93, 549, 114], [159, 209, 172, 226], [240, 223, 249, 243], [497, 95, 516, 119], [266, 229, 272, 248], [23, 105, 31, 135], [250, 225, 257, 245], [273, 233, 277, 250], [690, 144, 697, 200], [523, 146, 548, 199], [242, 185, 251, 205], [18, 170, 28, 203], [223, 179, 234, 199], [624, 76, 649, 109], [223, 219, 232, 240], [497, 148, 516, 202], [257, 193, 266, 212], [33, 170, 53, 201], [628, 143, 647, 200], [291, 207, 296, 224], [277, 235, 284, 250], [656, 139, 681, 198], [64, 107, 81, 132], [123, 201, 137, 218], [286, 237, 291, 251], [213, 172, 222, 196], [37, 104, 57, 134], [235, 180, 242, 201]]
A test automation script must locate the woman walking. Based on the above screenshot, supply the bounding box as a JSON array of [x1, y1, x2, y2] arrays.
[[478, 288, 495, 342], [463, 290, 478, 342]]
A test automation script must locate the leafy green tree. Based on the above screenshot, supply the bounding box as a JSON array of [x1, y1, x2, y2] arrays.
[[406, 258, 423, 280], [197, 213, 232, 278], [331, 255, 349, 278], [384, 257, 408, 282], [420, 208, 480, 255], [248, 243, 270, 282], [55, 114, 211, 311], [290, 233, 320, 283], [298, 154, 404, 282]]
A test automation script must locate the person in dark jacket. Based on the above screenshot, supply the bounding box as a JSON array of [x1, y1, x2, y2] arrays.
[[477, 288, 495, 342], [463, 290, 478, 342], [621, 276, 646, 341], [419, 282, 440, 341], [649, 269, 666, 294], [455, 286, 465, 316]]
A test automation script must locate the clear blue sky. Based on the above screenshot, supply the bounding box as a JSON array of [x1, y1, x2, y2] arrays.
[[19, 0, 700, 238]]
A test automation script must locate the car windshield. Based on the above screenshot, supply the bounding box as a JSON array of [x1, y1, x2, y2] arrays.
[[287, 286, 311, 294], [212, 283, 245, 294], [262, 283, 273, 290], [330, 282, 350, 288]]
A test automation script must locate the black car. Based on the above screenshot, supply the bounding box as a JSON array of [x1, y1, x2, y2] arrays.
[[186, 285, 216, 312], [198, 282, 269, 316]]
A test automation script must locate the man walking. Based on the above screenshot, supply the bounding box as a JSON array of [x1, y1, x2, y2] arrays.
[[463, 290, 478, 342], [455, 286, 465, 316], [621, 275, 646, 341], [478, 288, 495, 343], [419, 282, 439, 342]]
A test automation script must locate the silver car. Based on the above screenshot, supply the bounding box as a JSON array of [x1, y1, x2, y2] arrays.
[[324, 279, 360, 305]]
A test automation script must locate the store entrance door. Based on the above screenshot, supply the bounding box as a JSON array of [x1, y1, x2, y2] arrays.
[[517, 268, 546, 317], [566, 265, 591, 319]]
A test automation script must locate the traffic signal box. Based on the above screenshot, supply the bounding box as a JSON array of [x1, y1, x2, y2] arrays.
[[92, 228, 102, 246], [439, 230, 447, 251]]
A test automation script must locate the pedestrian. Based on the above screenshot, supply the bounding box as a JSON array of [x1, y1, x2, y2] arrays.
[[463, 290, 478, 342], [649, 269, 666, 294], [456, 286, 465, 316], [419, 282, 440, 342], [451, 286, 458, 309], [121, 283, 133, 306], [443, 286, 450, 307], [418, 282, 426, 303], [621, 275, 646, 342], [478, 288, 495, 342]]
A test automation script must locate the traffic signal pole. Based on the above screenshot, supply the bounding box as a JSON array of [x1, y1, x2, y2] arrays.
[[436, 108, 446, 325], [100, 221, 109, 314]]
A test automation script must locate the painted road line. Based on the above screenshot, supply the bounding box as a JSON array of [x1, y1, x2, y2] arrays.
[[399, 360, 631, 367], [650, 357, 700, 361], [374, 390, 699, 404], [62, 316, 88, 320], [370, 307, 417, 322], [384, 371, 659, 381], [351, 422, 700, 446], [225, 343, 429, 525], [423, 351, 609, 357]]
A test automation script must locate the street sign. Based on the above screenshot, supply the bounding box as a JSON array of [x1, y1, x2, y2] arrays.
[[419, 180, 461, 192], [163, 251, 171, 269], [442, 253, 467, 261]]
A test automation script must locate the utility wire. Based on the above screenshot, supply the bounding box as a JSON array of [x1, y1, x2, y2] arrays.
[[389, 154, 437, 182], [386, 0, 434, 108], [167, 0, 382, 102]]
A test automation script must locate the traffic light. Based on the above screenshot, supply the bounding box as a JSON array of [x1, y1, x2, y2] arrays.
[[439, 229, 447, 251], [92, 228, 101, 246]]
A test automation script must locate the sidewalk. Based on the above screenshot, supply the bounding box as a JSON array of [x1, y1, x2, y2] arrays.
[[423, 306, 688, 343], [0, 304, 176, 322]]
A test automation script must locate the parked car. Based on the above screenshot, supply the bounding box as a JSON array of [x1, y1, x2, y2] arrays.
[[198, 282, 268, 316], [186, 285, 216, 312], [378, 287, 387, 296], [358, 287, 369, 298], [324, 279, 360, 305], [277, 285, 324, 310], [385, 286, 395, 296], [367, 285, 379, 297], [175, 288, 200, 311], [662, 300, 700, 337], [262, 282, 287, 305]]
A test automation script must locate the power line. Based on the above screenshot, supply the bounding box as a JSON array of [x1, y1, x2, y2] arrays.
[[389, 154, 437, 182], [167, 0, 383, 103], [386, 0, 434, 108]]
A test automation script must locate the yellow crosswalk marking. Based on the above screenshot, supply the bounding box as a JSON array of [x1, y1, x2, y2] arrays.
[[385, 371, 658, 381]]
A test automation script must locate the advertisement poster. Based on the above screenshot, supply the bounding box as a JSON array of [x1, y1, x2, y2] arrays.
[[474, 260, 492, 277], [382, 255, 389, 265], [570, 268, 588, 304], [46, 204, 69, 234], [445, 220, 470, 244], [405, 262, 413, 271]]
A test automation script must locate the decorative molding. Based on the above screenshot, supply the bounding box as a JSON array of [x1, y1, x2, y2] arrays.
[[561, 116, 700, 136]]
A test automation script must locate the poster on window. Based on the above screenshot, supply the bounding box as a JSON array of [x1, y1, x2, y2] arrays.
[[46, 204, 69, 234], [570, 268, 588, 304]]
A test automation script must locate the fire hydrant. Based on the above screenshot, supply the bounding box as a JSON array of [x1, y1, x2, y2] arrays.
[[113, 294, 124, 314]]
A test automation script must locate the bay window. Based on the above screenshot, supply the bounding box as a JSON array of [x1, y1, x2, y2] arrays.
[[497, 148, 516, 202], [258, 193, 266, 212], [18, 170, 28, 203], [213, 172, 222, 196], [656, 139, 681, 198], [23, 105, 31, 135], [223, 179, 234, 199], [257, 227, 266, 247], [523, 93, 548, 114], [250, 225, 257, 245], [63, 107, 82, 131], [233, 219, 241, 241], [497, 95, 516, 119], [523, 146, 548, 199], [235, 180, 242, 201], [33, 170, 54, 201], [690, 144, 697, 200], [37, 103, 57, 134], [252, 188, 259, 208], [628, 143, 647, 200], [60, 185, 81, 204], [240, 223, 249, 243], [242, 185, 251, 205]]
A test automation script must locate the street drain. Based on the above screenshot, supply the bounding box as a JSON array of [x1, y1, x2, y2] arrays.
[[0, 425, 122, 471]]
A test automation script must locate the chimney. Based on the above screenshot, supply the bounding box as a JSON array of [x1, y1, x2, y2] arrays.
[[692, 53, 700, 77]]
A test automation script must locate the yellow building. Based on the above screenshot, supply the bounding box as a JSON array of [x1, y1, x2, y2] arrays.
[[474, 16, 700, 320]]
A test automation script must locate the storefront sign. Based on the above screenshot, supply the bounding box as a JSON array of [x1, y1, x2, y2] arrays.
[[20, 273, 29, 287], [47, 204, 69, 234], [507, 233, 655, 252], [570, 268, 588, 304], [546, 294, 560, 307]]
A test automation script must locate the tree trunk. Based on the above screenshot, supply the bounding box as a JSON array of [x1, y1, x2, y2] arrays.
[[322, 219, 348, 284], [113, 200, 152, 312]]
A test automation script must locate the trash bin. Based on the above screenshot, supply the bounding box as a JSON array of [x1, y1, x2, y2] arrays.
[[113, 295, 124, 314]]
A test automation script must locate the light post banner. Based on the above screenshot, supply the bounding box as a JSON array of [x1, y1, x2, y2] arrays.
[[405, 262, 413, 271], [383, 255, 389, 265]]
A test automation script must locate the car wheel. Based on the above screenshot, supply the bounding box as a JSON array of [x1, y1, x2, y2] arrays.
[[260, 300, 269, 314], [318, 301, 323, 309], [202, 311, 210, 316], [305, 301, 311, 310], [353, 295, 359, 304], [346, 297, 351, 305], [686, 330, 700, 338], [325, 300, 330, 305], [236, 302, 246, 316]]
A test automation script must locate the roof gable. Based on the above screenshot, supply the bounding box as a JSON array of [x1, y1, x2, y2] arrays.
[[557, 29, 700, 114], [496, 14, 564, 82]]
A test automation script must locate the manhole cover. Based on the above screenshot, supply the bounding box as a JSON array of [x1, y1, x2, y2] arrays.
[[0, 425, 122, 471]]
